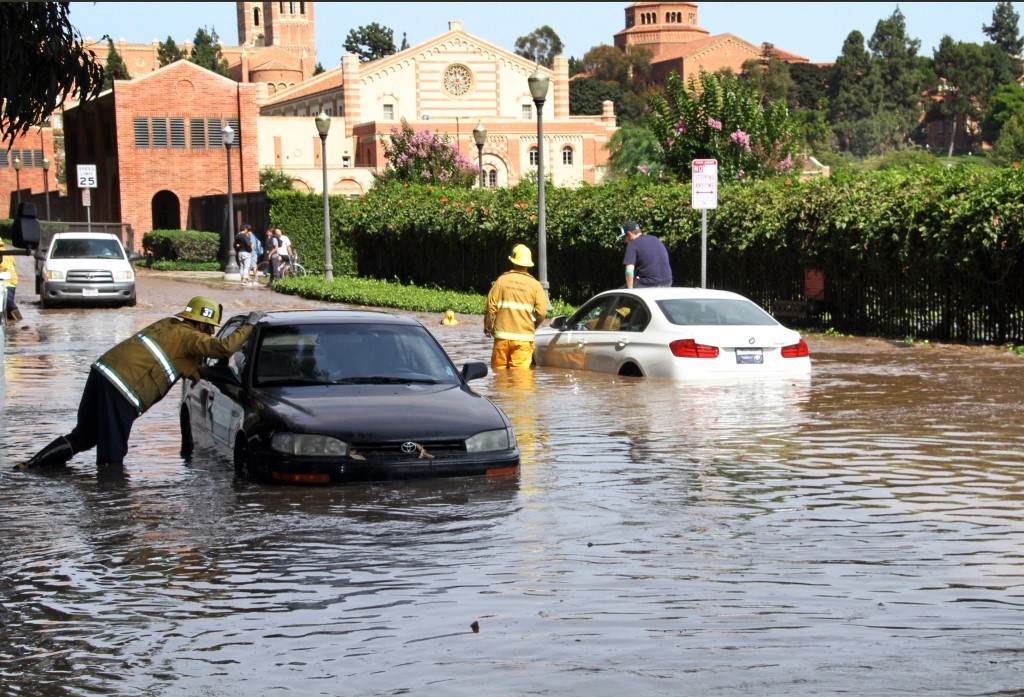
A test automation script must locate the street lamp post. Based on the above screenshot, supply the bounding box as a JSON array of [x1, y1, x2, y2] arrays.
[[472, 122, 487, 188], [315, 110, 334, 282], [221, 124, 240, 280], [12, 155, 22, 208], [41, 157, 51, 220], [528, 68, 550, 300]]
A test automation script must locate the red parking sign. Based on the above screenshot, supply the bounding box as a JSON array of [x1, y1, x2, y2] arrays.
[[692, 159, 718, 209]]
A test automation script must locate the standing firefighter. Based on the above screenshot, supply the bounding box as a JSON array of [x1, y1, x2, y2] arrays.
[[15, 296, 263, 471], [485, 244, 548, 370]]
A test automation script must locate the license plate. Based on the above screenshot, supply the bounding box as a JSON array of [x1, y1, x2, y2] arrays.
[[735, 348, 763, 364], [82, 288, 99, 296]]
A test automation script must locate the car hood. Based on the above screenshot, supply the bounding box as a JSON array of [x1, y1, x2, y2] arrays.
[[250, 383, 508, 440]]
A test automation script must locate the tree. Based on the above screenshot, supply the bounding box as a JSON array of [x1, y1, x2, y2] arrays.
[[0, 2, 104, 141], [827, 30, 885, 154], [157, 36, 184, 67], [606, 123, 665, 181], [648, 70, 799, 181], [579, 44, 630, 84], [343, 23, 396, 63], [189, 26, 229, 76], [514, 26, 564, 67], [983, 1, 1024, 74], [867, 8, 926, 147], [787, 62, 829, 110], [260, 166, 294, 194], [740, 43, 792, 104], [931, 36, 995, 156], [102, 38, 130, 90], [989, 111, 1024, 165], [569, 77, 622, 116], [375, 118, 477, 187], [981, 82, 1024, 144]]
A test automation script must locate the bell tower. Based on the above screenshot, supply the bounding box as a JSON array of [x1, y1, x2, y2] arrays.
[[237, 2, 316, 59]]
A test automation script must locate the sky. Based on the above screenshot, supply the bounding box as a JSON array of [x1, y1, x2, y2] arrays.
[[67, 2, 1007, 67]]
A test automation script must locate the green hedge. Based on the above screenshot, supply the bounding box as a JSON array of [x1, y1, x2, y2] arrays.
[[142, 229, 220, 263]]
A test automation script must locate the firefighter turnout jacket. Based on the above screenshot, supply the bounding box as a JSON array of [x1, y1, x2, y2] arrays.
[[93, 318, 252, 414], [485, 269, 548, 341]]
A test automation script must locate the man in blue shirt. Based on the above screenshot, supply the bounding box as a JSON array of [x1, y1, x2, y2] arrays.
[[620, 221, 672, 288]]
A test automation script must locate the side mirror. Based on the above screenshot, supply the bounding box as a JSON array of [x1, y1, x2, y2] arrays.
[[34, 249, 47, 260], [128, 251, 144, 262], [201, 363, 242, 387], [12, 203, 40, 249], [550, 315, 567, 330], [461, 360, 488, 382]]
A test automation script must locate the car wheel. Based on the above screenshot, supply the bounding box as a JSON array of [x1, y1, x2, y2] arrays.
[[618, 362, 643, 377], [234, 435, 265, 482], [39, 293, 49, 309], [180, 407, 194, 459], [125, 296, 137, 308]]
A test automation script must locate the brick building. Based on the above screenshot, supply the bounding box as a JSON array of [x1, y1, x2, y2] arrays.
[[1, 128, 57, 219], [62, 60, 259, 237], [614, 1, 808, 85]]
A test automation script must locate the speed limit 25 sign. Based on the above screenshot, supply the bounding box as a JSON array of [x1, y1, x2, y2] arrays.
[[77, 164, 98, 188]]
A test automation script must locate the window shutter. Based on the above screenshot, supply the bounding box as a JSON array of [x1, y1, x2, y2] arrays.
[[151, 118, 168, 148], [170, 118, 186, 149], [134, 118, 150, 147]]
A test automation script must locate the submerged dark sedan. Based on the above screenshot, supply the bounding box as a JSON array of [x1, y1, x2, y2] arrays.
[[179, 310, 519, 485]]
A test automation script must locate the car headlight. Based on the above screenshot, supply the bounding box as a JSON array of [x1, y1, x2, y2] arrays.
[[271, 433, 349, 457], [465, 428, 514, 452], [45, 269, 65, 281], [114, 269, 135, 281]]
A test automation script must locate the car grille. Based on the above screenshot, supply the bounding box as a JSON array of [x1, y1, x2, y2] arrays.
[[67, 269, 114, 283], [350, 439, 467, 460]]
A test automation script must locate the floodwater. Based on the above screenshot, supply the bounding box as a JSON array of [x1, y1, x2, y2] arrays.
[[3, 261, 1024, 696]]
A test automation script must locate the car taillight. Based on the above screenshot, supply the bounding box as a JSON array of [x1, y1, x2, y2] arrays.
[[781, 339, 809, 358], [669, 338, 720, 358]]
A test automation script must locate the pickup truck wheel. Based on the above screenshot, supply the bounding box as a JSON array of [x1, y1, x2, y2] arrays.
[[39, 293, 49, 309], [125, 296, 137, 308]]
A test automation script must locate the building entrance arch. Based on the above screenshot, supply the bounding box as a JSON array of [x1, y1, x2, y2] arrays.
[[152, 190, 181, 229]]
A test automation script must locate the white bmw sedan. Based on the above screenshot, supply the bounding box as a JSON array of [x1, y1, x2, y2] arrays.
[[533, 287, 811, 379]]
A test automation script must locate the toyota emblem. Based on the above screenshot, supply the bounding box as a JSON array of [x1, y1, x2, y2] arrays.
[[748, 337, 755, 345], [401, 442, 418, 454]]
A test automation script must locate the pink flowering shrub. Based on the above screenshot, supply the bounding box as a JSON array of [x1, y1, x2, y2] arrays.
[[377, 118, 478, 188]]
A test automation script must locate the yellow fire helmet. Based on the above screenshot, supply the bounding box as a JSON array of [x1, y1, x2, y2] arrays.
[[508, 243, 534, 267], [177, 295, 222, 326], [441, 309, 460, 325]]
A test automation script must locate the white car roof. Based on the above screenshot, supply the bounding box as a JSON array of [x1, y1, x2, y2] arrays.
[[596, 287, 751, 301], [53, 231, 120, 240]]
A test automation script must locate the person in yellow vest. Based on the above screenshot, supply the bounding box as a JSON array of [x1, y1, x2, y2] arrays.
[[0, 238, 20, 321], [484, 244, 548, 370], [15, 296, 263, 471]]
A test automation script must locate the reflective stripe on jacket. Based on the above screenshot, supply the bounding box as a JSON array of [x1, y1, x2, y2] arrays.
[[485, 269, 547, 342], [92, 317, 252, 415]]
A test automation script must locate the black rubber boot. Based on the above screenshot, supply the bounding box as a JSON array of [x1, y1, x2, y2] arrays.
[[15, 436, 75, 471]]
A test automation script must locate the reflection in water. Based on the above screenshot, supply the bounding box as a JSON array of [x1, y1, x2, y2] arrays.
[[4, 278, 1024, 695]]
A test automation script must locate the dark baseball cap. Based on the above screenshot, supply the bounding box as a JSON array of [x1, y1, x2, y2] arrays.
[[618, 221, 641, 239]]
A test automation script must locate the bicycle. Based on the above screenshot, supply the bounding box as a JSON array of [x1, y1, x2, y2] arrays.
[[255, 252, 307, 285]]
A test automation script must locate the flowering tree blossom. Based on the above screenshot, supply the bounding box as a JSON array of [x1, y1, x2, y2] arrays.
[[648, 70, 799, 181], [376, 118, 478, 187]]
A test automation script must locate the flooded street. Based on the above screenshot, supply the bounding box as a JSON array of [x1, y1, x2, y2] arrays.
[[3, 261, 1024, 696]]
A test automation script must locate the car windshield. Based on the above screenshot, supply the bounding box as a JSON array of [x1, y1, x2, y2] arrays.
[[253, 322, 461, 387], [51, 238, 125, 259], [656, 298, 778, 326]]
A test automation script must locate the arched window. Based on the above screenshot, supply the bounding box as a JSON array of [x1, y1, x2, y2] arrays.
[[562, 146, 574, 166], [488, 169, 497, 187], [253, 8, 260, 26], [529, 146, 539, 167]]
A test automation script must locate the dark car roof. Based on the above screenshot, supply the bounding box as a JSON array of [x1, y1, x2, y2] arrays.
[[229, 309, 421, 327]]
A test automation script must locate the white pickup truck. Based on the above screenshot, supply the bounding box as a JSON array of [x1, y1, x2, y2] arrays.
[[35, 231, 143, 308]]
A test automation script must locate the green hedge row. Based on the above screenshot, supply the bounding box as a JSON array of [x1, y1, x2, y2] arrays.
[[142, 229, 220, 263]]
